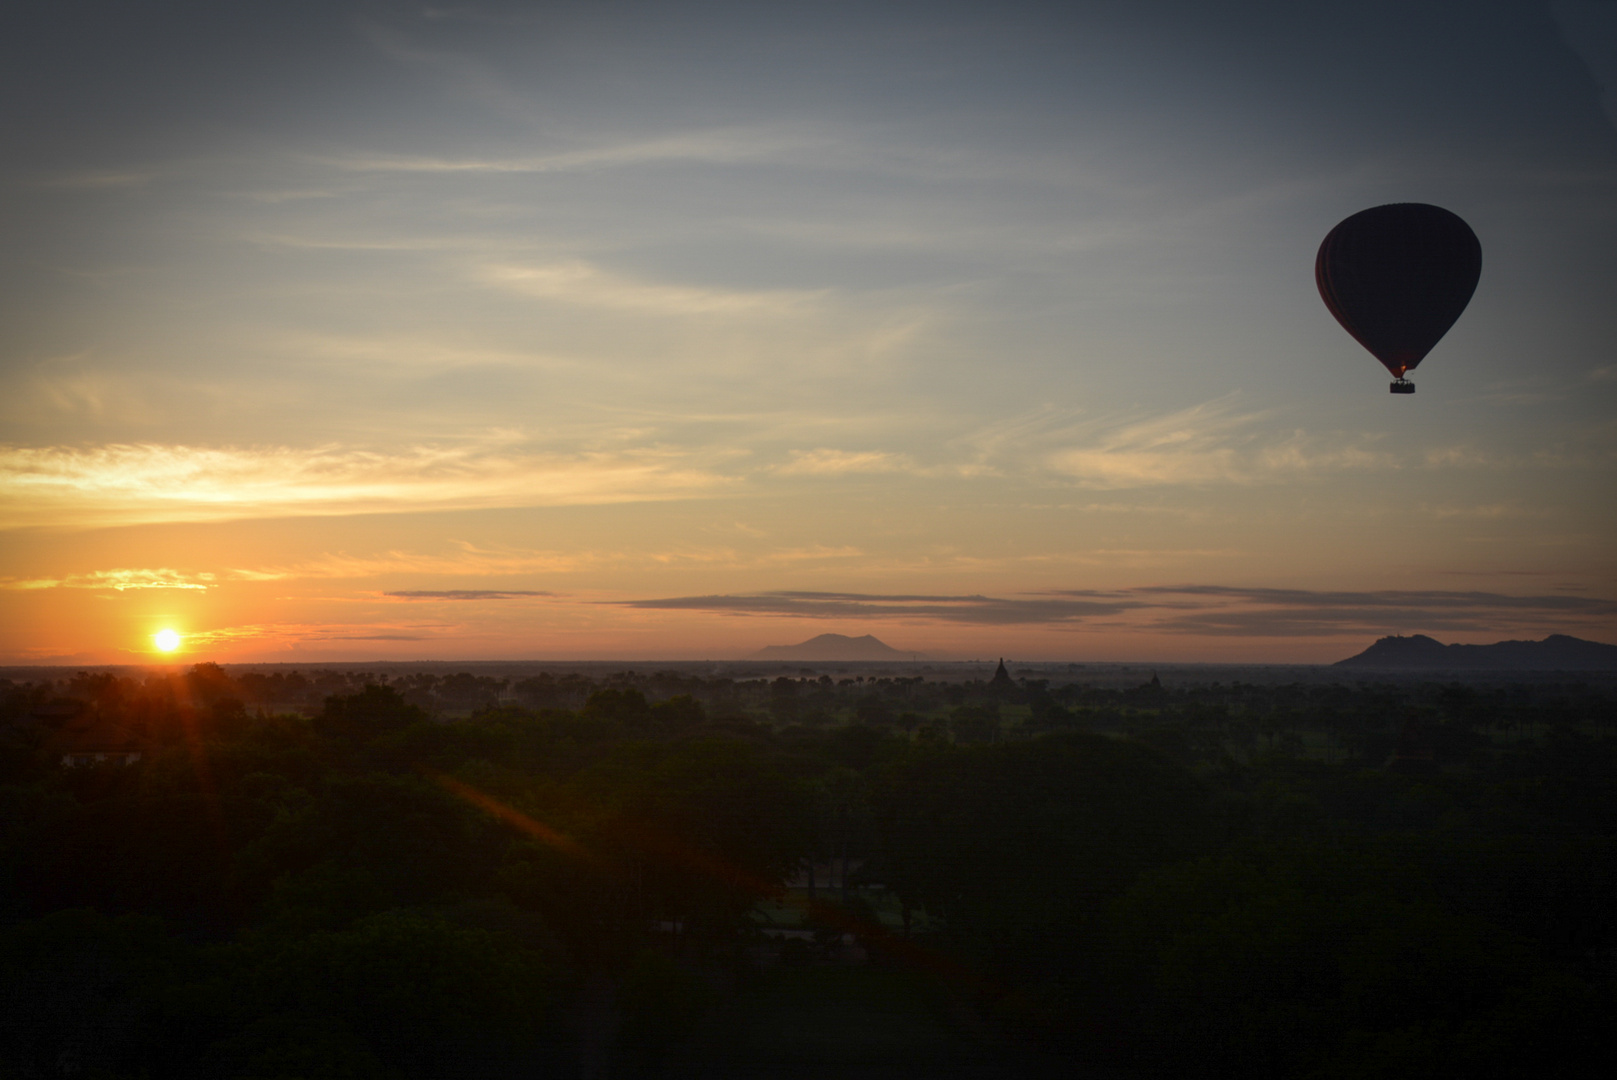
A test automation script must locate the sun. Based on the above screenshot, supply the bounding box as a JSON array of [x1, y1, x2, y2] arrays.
[[153, 628, 182, 653]]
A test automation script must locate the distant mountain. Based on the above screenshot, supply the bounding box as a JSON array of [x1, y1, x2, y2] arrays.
[[749, 633, 922, 662], [1336, 634, 1617, 670]]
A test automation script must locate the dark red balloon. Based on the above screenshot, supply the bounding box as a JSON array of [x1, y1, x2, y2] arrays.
[[1316, 203, 1481, 385]]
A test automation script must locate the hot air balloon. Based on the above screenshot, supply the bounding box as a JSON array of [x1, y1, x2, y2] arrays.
[[1315, 203, 1481, 394]]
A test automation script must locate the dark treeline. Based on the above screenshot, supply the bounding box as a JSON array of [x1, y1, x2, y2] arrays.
[[0, 666, 1612, 1077]]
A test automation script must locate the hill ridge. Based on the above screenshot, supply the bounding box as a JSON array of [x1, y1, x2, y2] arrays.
[[1337, 633, 1617, 670], [749, 633, 922, 662]]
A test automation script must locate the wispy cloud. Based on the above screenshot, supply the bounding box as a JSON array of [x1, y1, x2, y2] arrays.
[[3, 540, 872, 595], [1421, 503, 1540, 520], [1122, 586, 1617, 637], [385, 589, 556, 600], [242, 540, 866, 584], [231, 542, 613, 583], [2, 568, 214, 591], [21, 370, 163, 426], [259, 332, 570, 374], [1036, 400, 1397, 489], [169, 621, 457, 651], [39, 169, 160, 190], [774, 449, 913, 476], [0, 439, 736, 528], [47, 529, 878, 604], [771, 446, 997, 482], [619, 590, 1142, 625], [1422, 445, 1499, 468], [617, 586, 1617, 639], [949, 400, 1414, 491], [327, 126, 836, 176], [479, 260, 822, 317]]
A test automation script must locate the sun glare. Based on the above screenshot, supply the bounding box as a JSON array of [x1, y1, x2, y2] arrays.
[[154, 628, 182, 653]]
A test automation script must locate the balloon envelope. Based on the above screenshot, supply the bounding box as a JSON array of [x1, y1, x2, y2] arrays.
[[1315, 203, 1481, 379]]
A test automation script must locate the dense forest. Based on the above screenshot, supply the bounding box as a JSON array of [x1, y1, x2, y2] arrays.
[[1, 664, 1612, 1078]]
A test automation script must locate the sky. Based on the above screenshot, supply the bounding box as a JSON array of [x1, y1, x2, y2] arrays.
[[1, 0, 1615, 665]]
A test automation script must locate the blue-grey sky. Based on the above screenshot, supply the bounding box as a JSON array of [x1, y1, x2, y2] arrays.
[[2, 0, 1614, 662]]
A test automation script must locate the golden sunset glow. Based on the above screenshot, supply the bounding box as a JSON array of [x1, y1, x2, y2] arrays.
[[0, 2, 1612, 666], [153, 629, 182, 653]]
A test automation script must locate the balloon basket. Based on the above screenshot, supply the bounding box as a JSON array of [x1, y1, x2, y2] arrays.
[[1389, 379, 1415, 394]]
